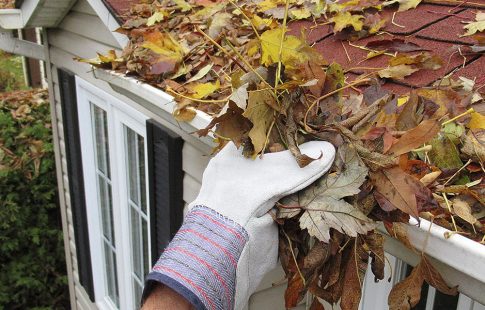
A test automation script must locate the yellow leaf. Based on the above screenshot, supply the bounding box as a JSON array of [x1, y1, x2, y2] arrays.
[[289, 7, 311, 20], [76, 50, 122, 66], [462, 12, 485, 36], [142, 32, 185, 73], [384, 0, 422, 12], [173, 107, 197, 122], [187, 80, 220, 99], [260, 28, 314, 68], [468, 112, 485, 129], [378, 64, 419, 80], [172, 0, 192, 12], [146, 10, 168, 26], [397, 96, 409, 106], [330, 12, 365, 32], [257, 0, 284, 12], [243, 90, 275, 157], [252, 15, 274, 30]]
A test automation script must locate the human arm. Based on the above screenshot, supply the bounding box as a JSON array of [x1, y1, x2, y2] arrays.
[[140, 141, 335, 310]]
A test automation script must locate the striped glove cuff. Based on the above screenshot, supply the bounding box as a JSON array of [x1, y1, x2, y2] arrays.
[[143, 205, 249, 310]]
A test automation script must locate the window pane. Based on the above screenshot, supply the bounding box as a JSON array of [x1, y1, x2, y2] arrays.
[[104, 243, 120, 308], [131, 206, 142, 279], [125, 126, 150, 307], [142, 218, 149, 277], [91, 103, 119, 308], [92, 104, 110, 178]]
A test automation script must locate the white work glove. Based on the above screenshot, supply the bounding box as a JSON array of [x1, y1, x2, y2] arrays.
[[144, 141, 335, 310]]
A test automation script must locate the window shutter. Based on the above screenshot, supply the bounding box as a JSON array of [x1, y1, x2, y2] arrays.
[[146, 119, 184, 265], [58, 69, 95, 301]]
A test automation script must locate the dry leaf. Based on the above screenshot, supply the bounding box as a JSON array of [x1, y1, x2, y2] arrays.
[[388, 261, 424, 310], [378, 64, 419, 80], [330, 12, 365, 32], [388, 119, 440, 155], [462, 12, 485, 37], [452, 198, 477, 225]]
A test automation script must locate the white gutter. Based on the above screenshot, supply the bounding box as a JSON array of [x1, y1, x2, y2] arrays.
[[0, 28, 45, 60], [93, 68, 485, 304], [0, 9, 23, 29]]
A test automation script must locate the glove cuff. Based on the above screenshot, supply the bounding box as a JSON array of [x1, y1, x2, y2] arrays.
[[143, 205, 249, 310]]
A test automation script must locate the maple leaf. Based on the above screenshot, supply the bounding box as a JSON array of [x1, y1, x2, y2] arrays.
[[462, 12, 485, 37], [260, 28, 316, 68], [384, 0, 422, 12], [146, 10, 168, 26], [298, 145, 374, 242], [330, 12, 365, 32]]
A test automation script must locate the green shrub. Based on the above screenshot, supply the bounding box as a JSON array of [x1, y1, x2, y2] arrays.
[[0, 89, 69, 309]]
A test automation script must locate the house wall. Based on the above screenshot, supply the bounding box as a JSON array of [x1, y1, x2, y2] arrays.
[[46, 1, 297, 309]]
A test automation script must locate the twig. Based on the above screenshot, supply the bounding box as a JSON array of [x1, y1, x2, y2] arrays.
[[342, 41, 351, 63], [196, 26, 248, 73], [227, 0, 261, 40], [391, 12, 405, 28], [166, 87, 230, 103], [283, 230, 306, 286], [444, 159, 472, 186], [442, 193, 458, 232], [223, 38, 275, 91], [275, 0, 290, 94], [303, 77, 372, 131]]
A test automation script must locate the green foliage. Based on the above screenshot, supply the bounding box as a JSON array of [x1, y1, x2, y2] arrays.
[[0, 89, 69, 309], [0, 51, 26, 92]]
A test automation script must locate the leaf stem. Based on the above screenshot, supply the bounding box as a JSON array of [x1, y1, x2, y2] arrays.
[[441, 108, 475, 126], [275, 0, 290, 94]]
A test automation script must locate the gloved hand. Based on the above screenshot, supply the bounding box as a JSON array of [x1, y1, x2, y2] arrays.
[[143, 141, 335, 310]]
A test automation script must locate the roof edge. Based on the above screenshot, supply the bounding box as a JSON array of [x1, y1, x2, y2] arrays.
[[85, 0, 128, 48]]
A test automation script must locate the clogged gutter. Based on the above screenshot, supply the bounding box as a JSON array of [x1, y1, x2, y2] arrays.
[[79, 1, 485, 309]]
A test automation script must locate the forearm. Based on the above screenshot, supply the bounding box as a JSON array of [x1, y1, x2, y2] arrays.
[[141, 284, 192, 310]]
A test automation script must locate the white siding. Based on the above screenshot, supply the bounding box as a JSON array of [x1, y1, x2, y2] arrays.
[[47, 1, 293, 309]]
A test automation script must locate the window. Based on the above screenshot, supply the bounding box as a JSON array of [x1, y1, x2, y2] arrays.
[[76, 78, 150, 310]]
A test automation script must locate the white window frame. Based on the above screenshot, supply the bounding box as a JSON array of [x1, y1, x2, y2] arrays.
[[76, 77, 150, 310]]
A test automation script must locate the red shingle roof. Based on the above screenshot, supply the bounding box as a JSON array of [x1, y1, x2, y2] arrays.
[[102, 1, 484, 94], [102, 0, 139, 22]]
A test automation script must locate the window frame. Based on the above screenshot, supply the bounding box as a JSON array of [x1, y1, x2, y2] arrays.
[[76, 77, 150, 310]]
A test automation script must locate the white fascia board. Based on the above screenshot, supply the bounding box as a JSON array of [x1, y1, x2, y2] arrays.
[[85, 0, 128, 49], [94, 67, 485, 302]]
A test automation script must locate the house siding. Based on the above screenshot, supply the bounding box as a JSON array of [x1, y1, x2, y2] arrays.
[[47, 1, 294, 309]]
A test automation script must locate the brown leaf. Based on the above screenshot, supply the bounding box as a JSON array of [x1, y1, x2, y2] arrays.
[[371, 167, 421, 219], [309, 298, 326, 310], [366, 39, 429, 53], [421, 255, 458, 296], [389, 119, 440, 155], [384, 222, 414, 250], [285, 273, 305, 308], [243, 91, 275, 157], [388, 262, 424, 310], [341, 238, 369, 310], [364, 232, 385, 281]]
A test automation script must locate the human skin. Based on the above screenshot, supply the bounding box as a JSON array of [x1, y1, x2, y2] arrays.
[[141, 284, 193, 310]]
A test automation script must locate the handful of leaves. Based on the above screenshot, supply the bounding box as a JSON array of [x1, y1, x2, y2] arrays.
[[79, 0, 485, 309]]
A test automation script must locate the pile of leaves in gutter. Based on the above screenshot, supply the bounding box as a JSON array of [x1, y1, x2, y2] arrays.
[[80, 1, 485, 309]]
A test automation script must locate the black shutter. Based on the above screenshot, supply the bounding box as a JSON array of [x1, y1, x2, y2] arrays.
[[146, 119, 184, 265], [58, 69, 95, 301]]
